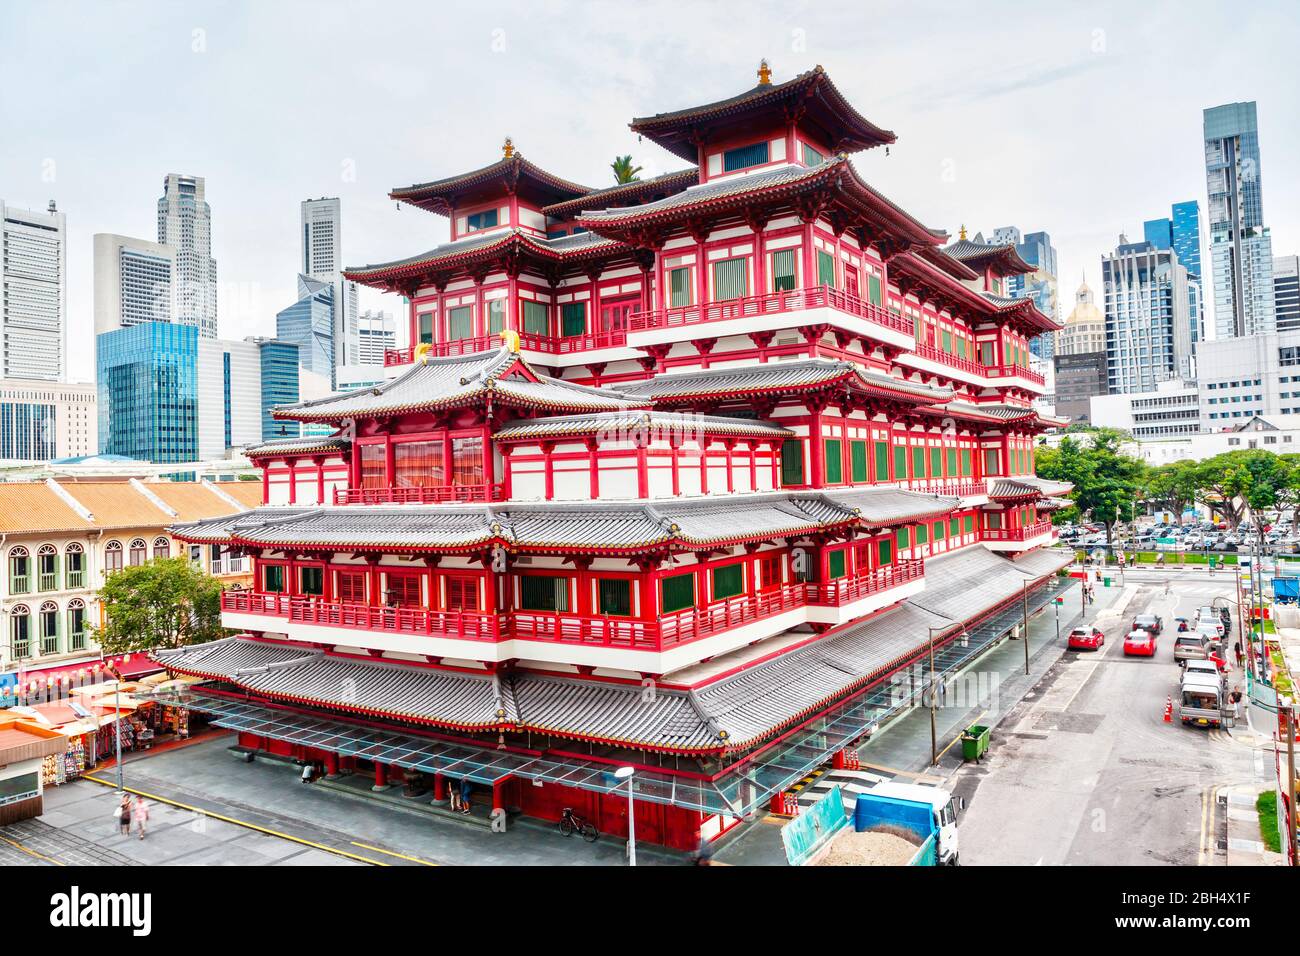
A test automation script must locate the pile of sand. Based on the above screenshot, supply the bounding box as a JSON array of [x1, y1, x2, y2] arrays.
[[814, 829, 919, 866]]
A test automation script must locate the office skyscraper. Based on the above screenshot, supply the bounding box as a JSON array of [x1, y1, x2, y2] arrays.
[[990, 226, 1059, 362], [158, 174, 218, 338], [276, 275, 336, 388], [301, 197, 359, 366], [1102, 239, 1194, 393], [1204, 102, 1276, 338], [1275, 255, 1300, 333], [1, 200, 66, 381], [1142, 200, 1206, 351], [92, 234, 176, 333], [356, 310, 396, 366]]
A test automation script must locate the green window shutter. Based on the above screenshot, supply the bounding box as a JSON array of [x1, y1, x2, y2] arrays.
[[874, 441, 889, 480], [418, 312, 434, 344], [949, 517, 960, 536], [771, 250, 796, 291], [947, 448, 957, 475], [670, 267, 692, 307], [867, 274, 882, 306], [942, 329, 952, 353], [850, 441, 868, 482], [893, 445, 907, 479], [801, 142, 824, 167], [723, 141, 769, 171], [934, 520, 945, 540], [824, 439, 843, 484], [828, 550, 846, 579], [961, 449, 972, 476], [878, 539, 893, 566], [984, 449, 1001, 476], [816, 250, 836, 288], [963, 515, 973, 533], [520, 575, 569, 612], [711, 564, 744, 601], [448, 306, 473, 341], [560, 302, 587, 337], [598, 578, 632, 616], [522, 300, 549, 336], [661, 572, 696, 613], [929, 447, 941, 476], [780, 441, 804, 485], [712, 258, 747, 301], [956, 337, 967, 358], [916, 523, 929, 545], [896, 527, 910, 549], [911, 446, 924, 478], [487, 300, 505, 335], [980, 341, 995, 365], [264, 564, 284, 593]]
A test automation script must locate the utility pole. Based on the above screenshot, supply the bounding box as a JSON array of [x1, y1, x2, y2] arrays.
[[928, 627, 939, 766], [1288, 704, 1298, 866]]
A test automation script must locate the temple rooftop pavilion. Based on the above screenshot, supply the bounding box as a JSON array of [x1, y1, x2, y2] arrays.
[[158, 61, 1070, 850]]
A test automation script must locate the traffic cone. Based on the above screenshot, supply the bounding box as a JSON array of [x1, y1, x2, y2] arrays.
[[1163, 696, 1173, 723]]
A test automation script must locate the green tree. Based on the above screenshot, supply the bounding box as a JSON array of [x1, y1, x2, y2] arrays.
[[1037, 428, 1146, 544], [1192, 450, 1291, 542], [1144, 459, 1200, 520], [96, 557, 226, 655], [610, 155, 643, 184]]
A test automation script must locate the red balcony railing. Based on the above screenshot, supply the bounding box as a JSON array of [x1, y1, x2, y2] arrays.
[[985, 364, 1046, 388], [334, 484, 505, 506], [982, 520, 1054, 542], [804, 559, 924, 605], [627, 285, 914, 337], [926, 478, 988, 498], [909, 343, 988, 379], [221, 563, 918, 654], [385, 328, 630, 366]]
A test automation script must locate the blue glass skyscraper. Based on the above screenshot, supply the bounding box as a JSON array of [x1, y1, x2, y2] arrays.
[[276, 275, 336, 389], [258, 340, 301, 441], [96, 321, 199, 462]]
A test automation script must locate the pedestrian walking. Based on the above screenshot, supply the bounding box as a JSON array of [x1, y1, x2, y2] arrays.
[[448, 778, 462, 812], [1230, 686, 1244, 723], [458, 777, 473, 815], [131, 796, 150, 840], [116, 795, 131, 836], [1234, 640, 1244, 669]]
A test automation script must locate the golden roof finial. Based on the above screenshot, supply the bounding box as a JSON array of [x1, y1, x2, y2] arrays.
[[757, 59, 772, 85], [500, 328, 520, 354], [959, 224, 968, 241], [502, 136, 515, 159]]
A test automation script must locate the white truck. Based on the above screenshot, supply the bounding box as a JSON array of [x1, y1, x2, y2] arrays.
[[1180, 670, 1225, 728]]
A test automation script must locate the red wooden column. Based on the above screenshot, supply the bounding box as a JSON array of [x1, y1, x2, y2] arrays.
[[286, 459, 297, 505], [313, 457, 325, 505], [635, 439, 650, 498], [500, 446, 514, 500], [323, 752, 339, 778], [349, 439, 361, 488], [541, 442, 555, 501], [585, 438, 600, 498], [751, 221, 767, 294], [372, 762, 391, 792], [432, 772, 446, 804], [384, 433, 396, 488], [261, 464, 270, 504], [747, 441, 758, 491], [480, 422, 494, 496], [506, 273, 520, 333], [637, 559, 658, 627], [724, 440, 735, 493], [699, 439, 709, 494], [769, 441, 780, 489], [801, 220, 816, 292], [367, 557, 382, 607], [808, 399, 828, 489], [574, 557, 593, 618]]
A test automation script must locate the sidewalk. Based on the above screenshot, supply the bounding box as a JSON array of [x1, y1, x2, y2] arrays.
[[1224, 784, 1286, 866]]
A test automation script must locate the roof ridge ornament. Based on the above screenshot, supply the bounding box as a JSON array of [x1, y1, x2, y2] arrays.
[[502, 136, 515, 158], [414, 341, 432, 365], [757, 59, 772, 85], [959, 224, 968, 241]]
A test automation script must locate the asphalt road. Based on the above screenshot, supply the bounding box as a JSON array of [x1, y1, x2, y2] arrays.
[[954, 577, 1268, 866]]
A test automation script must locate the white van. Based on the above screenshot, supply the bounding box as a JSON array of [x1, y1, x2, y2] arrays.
[[1180, 672, 1224, 728]]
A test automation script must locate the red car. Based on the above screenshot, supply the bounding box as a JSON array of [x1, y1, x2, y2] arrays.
[[1068, 626, 1105, 650], [1123, 629, 1157, 657]]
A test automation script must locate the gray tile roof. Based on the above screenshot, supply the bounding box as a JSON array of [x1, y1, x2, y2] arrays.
[[273, 346, 648, 422], [540, 169, 700, 219], [493, 410, 793, 442], [159, 545, 1075, 752], [640, 359, 952, 404], [578, 163, 830, 224], [244, 435, 351, 458], [812, 488, 960, 527], [989, 476, 1073, 499], [166, 507, 314, 544]]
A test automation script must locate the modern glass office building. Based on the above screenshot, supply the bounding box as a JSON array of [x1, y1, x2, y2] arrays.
[[96, 321, 199, 462], [1102, 241, 1194, 393], [276, 275, 336, 389], [258, 340, 301, 441]]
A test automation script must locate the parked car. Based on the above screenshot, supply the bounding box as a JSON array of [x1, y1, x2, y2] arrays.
[[1174, 633, 1211, 665], [1068, 626, 1105, 651], [1132, 613, 1163, 635], [1123, 630, 1157, 657]]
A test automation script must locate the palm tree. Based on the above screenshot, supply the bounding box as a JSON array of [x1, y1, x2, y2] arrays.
[[611, 155, 643, 184]]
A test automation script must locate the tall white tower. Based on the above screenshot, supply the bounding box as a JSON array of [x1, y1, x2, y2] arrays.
[[0, 199, 67, 381], [158, 174, 218, 338]]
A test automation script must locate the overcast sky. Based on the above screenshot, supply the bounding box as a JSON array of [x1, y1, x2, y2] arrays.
[[3, 0, 1297, 382]]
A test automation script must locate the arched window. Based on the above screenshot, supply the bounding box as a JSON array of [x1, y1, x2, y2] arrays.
[[9, 604, 30, 658], [104, 540, 123, 575], [128, 538, 147, 567], [39, 601, 59, 655], [67, 598, 87, 652], [152, 536, 170, 561], [37, 544, 58, 591], [8, 546, 30, 594], [65, 543, 85, 589]]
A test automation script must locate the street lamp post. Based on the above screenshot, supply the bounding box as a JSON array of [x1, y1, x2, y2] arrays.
[[614, 766, 635, 866], [1021, 580, 1030, 676], [927, 626, 942, 766]]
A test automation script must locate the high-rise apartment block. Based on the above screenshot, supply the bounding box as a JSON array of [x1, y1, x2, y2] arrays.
[[301, 197, 359, 366], [1103, 239, 1194, 392], [93, 233, 176, 333]]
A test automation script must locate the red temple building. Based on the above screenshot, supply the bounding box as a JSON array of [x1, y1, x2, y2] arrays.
[[157, 64, 1074, 851]]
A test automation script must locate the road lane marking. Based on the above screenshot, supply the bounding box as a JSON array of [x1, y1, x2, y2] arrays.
[[350, 841, 438, 866], [81, 772, 388, 866], [0, 833, 65, 866]]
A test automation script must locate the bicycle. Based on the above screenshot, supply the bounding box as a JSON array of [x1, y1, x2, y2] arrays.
[[558, 807, 599, 842]]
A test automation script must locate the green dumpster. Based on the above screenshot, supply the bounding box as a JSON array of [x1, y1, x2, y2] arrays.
[[961, 725, 990, 762]]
